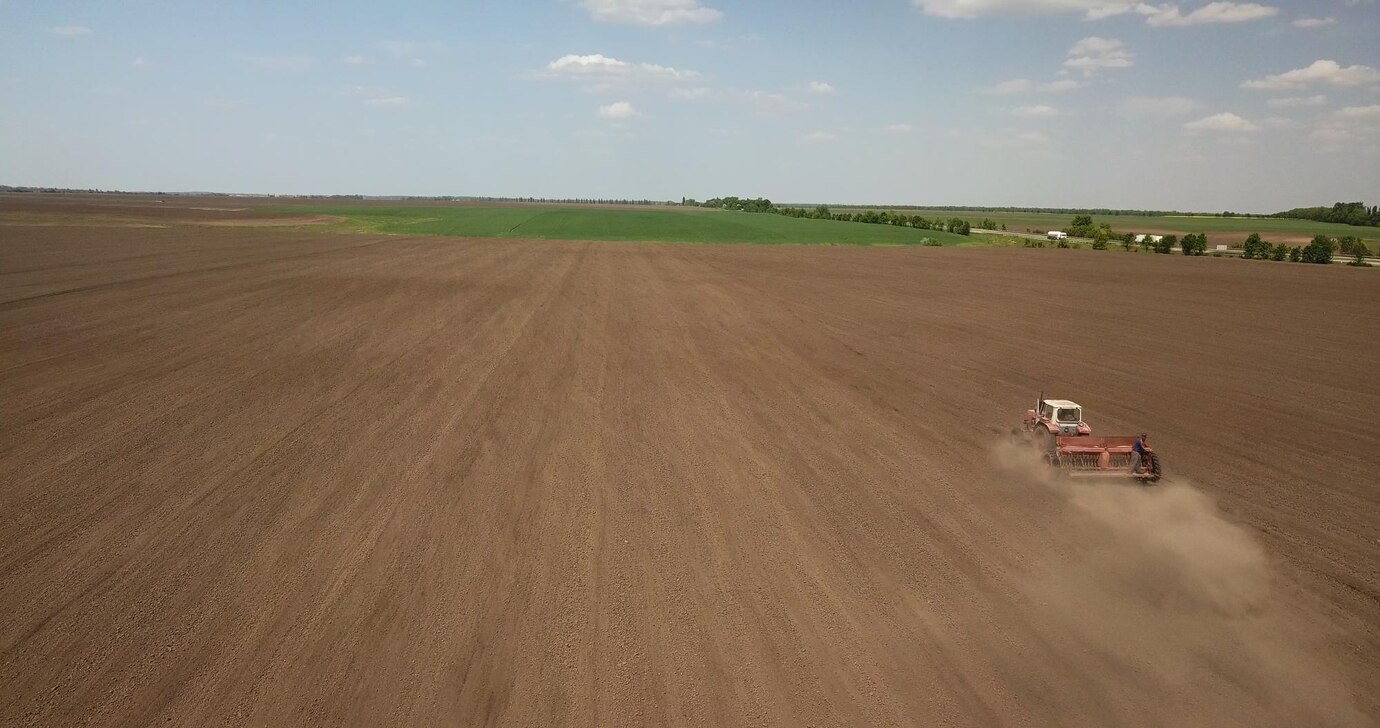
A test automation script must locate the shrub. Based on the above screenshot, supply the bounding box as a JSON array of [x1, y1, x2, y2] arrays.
[[1155, 235, 1177, 254], [1180, 233, 1207, 256], [1301, 235, 1334, 264], [1092, 239, 1108, 250], [1241, 233, 1271, 260], [1289, 246, 1303, 262], [1270, 243, 1289, 261]]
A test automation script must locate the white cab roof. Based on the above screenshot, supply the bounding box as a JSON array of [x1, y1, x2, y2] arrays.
[[1042, 399, 1081, 409]]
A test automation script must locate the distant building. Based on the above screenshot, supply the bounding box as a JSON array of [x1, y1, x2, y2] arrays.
[[1047, 231, 1068, 241], [1133, 234, 1164, 244]]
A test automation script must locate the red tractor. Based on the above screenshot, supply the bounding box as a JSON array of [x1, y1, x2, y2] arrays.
[[1015, 396, 1161, 483]]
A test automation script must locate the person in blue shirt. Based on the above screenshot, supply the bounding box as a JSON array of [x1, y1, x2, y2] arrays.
[[1131, 433, 1148, 474]]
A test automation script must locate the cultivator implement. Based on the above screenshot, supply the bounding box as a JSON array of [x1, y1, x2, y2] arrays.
[[1050, 436, 1160, 482]]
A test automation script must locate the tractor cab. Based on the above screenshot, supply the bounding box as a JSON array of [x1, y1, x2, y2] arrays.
[[1027, 399, 1092, 436]]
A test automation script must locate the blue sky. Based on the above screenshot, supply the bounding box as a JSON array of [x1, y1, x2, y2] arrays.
[[1, 0, 1378, 211]]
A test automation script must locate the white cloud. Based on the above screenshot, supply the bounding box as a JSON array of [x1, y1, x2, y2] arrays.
[[375, 40, 443, 65], [339, 85, 411, 108], [1292, 16, 1336, 27], [1012, 104, 1061, 118], [1183, 112, 1260, 133], [914, 0, 1279, 25], [807, 81, 836, 95], [883, 123, 915, 134], [731, 89, 806, 114], [1266, 94, 1327, 108], [694, 33, 760, 50], [1243, 60, 1380, 90], [1311, 105, 1380, 152], [980, 78, 1082, 94], [1042, 79, 1084, 92], [799, 131, 838, 144], [378, 40, 418, 57], [1139, 2, 1279, 27], [911, 1, 1140, 20], [237, 53, 314, 72], [598, 100, 639, 119], [1334, 105, 1380, 120], [363, 96, 411, 108], [48, 25, 93, 37], [579, 0, 723, 26], [669, 86, 713, 100], [979, 130, 1052, 151], [1120, 95, 1201, 116], [1064, 37, 1133, 76], [536, 53, 700, 86], [1260, 116, 1300, 129], [664, 85, 805, 113], [982, 79, 1037, 95], [982, 79, 1035, 95], [341, 55, 369, 65]]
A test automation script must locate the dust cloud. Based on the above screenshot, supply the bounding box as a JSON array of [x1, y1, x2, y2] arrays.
[[991, 441, 1364, 726]]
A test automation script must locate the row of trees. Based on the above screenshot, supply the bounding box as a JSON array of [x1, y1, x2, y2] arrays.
[[1274, 202, 1379, 228], [1141, 231, 1361, 264], [1054, 215, 1371, 264], [693, 197, 973, 235], [1243, 233, 1372, 264], [831, 204, 1200, 217]]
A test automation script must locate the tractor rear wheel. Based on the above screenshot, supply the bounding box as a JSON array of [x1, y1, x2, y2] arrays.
[[1143, 452, 1162, 483]]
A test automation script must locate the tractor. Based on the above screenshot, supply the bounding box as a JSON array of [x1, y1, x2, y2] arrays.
[[1014, 395, 1161, 483]]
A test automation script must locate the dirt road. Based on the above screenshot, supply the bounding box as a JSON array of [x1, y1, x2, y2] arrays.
[[2, 212, 1377, 725]]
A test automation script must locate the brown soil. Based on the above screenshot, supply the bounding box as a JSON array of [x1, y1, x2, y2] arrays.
[[1, 208, 1377, 726], [0, 195, 341, 232]]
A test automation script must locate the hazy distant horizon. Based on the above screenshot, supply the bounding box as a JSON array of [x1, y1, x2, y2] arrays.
[[3, 0, 1378, 213], [2, 182, 1368, 216]]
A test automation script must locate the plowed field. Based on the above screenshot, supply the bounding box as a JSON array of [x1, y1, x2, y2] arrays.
[[2, 199, 1377, 726]]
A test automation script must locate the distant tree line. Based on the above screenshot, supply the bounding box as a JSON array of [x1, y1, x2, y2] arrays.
[[817, 204, 1273, 218], [1273, 202, 1380, 228], [0, 186, 680, 205], [0, 185, 173, 195], [689, 196, 973, 235]]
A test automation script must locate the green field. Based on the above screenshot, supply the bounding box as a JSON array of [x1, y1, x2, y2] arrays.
[[842, 208, 1380, 247], [283, 205, 974, 246]]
